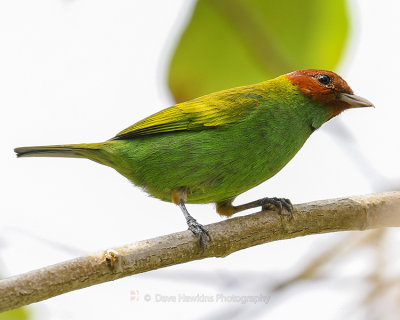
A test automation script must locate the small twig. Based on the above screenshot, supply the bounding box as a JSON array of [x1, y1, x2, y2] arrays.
[[1, 191, 399, 313]]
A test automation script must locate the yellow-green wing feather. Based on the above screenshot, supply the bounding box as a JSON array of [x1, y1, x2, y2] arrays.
[[113, 84, 265, 139]]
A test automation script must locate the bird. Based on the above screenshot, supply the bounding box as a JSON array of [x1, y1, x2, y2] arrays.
[[14, 69, 373, 247]]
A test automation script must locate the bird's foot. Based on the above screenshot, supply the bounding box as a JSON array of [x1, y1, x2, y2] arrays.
[[186, 217, 211, 249], [177, 198, 211, 249], [217, 196, 294, 218], [261, 197, 294, 217]]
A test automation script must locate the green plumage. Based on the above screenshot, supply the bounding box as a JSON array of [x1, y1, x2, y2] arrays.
[[15, 75, 331, 206]]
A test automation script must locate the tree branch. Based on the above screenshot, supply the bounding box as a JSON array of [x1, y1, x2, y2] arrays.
[[1, 191, 400, 312]]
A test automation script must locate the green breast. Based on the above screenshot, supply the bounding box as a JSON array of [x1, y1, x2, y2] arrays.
[[104, 79, 331, 204]]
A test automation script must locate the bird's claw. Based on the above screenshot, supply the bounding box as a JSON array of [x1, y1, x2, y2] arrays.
[[261, 197, 294, 218], [187, 217, 210, 249]]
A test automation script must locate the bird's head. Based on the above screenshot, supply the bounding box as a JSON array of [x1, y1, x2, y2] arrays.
[[286, 69, 373, 119]]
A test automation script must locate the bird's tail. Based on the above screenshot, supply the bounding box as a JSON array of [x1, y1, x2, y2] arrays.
[[14, 143, 111, 165]]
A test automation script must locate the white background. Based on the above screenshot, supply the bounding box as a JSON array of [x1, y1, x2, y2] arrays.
[[1, 1, 400, 319]]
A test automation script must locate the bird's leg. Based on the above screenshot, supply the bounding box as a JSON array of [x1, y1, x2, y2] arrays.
[[217, 197, 293, 217], [172, 188, 210, 248], [178, 200, 211, 248]]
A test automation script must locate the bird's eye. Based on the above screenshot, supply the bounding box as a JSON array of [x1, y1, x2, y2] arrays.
[[317, 74, 332, 86]]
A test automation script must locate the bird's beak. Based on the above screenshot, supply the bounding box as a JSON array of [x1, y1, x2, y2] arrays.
[[340, 93, 374, 108]]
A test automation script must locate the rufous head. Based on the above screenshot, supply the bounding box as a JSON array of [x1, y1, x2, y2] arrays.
[[286, 69, 373, 118]]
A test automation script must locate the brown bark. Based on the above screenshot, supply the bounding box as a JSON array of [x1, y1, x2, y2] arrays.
[[1, 191, 399, 313]]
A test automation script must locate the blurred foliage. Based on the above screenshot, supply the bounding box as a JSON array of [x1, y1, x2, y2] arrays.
[[168, 0, 349, 102], [166, 2, 400, 319], [0, 308, 30, 320]]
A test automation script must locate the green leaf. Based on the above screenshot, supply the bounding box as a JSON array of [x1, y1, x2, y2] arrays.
[[0, 308, 30, 320], [168, 0, 349, 102]]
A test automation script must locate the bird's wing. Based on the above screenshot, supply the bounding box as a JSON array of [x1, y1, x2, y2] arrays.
[[113, 87, 263, 139]]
